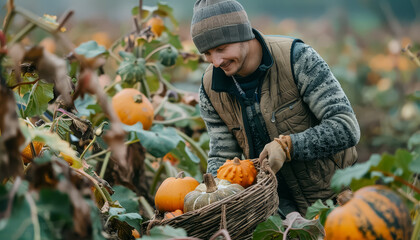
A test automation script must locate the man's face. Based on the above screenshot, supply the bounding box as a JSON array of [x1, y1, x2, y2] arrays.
[[203, 42, 248, 77]]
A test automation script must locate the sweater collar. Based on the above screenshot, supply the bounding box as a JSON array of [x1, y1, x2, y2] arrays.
[[211, 29, 273, 93]]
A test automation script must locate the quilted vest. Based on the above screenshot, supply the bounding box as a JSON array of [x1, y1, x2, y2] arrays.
[[202, 34, 358, 215]]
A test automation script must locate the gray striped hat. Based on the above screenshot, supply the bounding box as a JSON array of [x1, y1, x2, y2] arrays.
[[191, 0, 255, 53]]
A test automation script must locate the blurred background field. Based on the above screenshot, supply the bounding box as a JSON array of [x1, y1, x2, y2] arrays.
[[2, 0, 419, 161]]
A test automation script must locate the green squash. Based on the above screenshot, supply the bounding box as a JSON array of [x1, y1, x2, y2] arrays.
[[183, 173, 244, 212]]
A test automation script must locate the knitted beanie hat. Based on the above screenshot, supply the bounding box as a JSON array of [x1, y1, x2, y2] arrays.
[[191, 0, 255, 53]]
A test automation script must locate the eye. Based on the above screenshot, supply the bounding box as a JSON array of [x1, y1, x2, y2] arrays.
[[216, 46, 225, 52], [203, 52, 211, 62]]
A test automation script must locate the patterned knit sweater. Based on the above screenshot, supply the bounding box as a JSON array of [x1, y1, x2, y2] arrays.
[[199, 42, 360, 176]]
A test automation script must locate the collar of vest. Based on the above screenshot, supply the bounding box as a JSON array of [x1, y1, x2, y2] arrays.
[[210, 29, 274, 93]]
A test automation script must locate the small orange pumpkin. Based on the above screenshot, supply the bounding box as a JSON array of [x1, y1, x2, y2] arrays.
[[164, 209, 183, 219], [111, 88, 154, 130], [154, 171, 199, 212], [163, 153, 178, 165], [21, 141, 44, 163], [217, 157, 257, 188], [324, 185, 412, 240], [132, 229, 140, 238], [146, 16, 165, 37]]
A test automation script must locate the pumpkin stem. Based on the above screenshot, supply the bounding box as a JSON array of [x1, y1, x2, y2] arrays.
[[233, 157, 241, 165], [176, 171, 184, 179], [337, 189, 353, 206], [133, 94, 143, 103], [204, 173, 218, 193]]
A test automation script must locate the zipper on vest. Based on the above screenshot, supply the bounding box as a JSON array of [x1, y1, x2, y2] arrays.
[[271, 99, 299, 123]]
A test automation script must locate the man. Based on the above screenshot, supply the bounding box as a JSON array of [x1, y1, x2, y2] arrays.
[[191, 0, 360, 217]]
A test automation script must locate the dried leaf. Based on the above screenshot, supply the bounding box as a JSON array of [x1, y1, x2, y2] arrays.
[[74, 69, 127, 185], [111, 143, 149, 199], [181, 92, 199, 106], [0, 84, 25, 181]]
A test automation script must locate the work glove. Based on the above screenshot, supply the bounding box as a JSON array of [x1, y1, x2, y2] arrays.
[[258, 135, 292, 173]]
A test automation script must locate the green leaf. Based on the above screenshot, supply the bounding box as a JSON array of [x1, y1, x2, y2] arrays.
[[108, 207, 142, 233], [284, 212, 325, 240], [410, 156, 420, 173], [305, 199, 335, 221], [374, 150, 412, 180], [165, 30, 183, 49], [156, 3, 178, 28], [0, 190, 33, 239], [118, 51, 136, 61], [141, 225, 187, 239], [36, 189, 73, 238], [170, 141, 202, 180], [349, 177, 378, 191], [330, 154, 381, 192], [253, 215, 284, 240], [407, 90, 420, 101], [135, 124, 183, 158], [34, 150, 54, 164], [408, 133, 420, 151], [24, 80, 54, 118], [54, 117, 72, 140], [198, 132, 210, 151], [75, 40, 108, 58], [135, 3, 177, 28], [87, 200, 107, 240], [132, 6, 153, 19], [112, 185, 140, 213], [74, 95, 99, 117], [145, 73, 160, 93], [21, 73, 39, 93], [0, 183, 73, 240]]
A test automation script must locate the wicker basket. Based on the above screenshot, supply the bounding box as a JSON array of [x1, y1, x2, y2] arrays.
[[142, 158, 279, 239]]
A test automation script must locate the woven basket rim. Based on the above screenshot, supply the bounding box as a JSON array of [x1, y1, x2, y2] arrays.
[[143, 158, 279, 239]]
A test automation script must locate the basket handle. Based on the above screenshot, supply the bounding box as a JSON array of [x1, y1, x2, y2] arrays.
[[209, 229, 232, 240], [219, 204, 227, 230], [260, 157, 276, 176], [145, 210, 161, 235]]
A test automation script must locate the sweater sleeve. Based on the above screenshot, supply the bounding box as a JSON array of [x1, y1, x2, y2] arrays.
[[290, 42, 360, 161], [199, 84, 243, 175]]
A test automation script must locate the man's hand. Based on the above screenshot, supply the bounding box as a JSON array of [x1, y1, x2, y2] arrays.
[[258, 135, 293, 173], [259, 141, 287, 173]]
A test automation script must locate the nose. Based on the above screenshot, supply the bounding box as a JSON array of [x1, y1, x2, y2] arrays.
[[211, 54, 223, 68], [206, 52, 223, 67]]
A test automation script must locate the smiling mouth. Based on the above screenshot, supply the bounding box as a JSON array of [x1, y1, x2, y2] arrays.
[[220, 61, 231, 70]]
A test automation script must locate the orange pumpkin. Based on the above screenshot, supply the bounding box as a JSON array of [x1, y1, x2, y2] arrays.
[[217, 157, 257, 188], [154, 171, 199, 212], [132, 229, 140, 238], [21, 141, 44, 163], [164, 209, 183, 219], [146, 16, 165, 37], [111, 88, 154, 130], [324, 185, 412, 240], [163, 153, 178, 165]]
